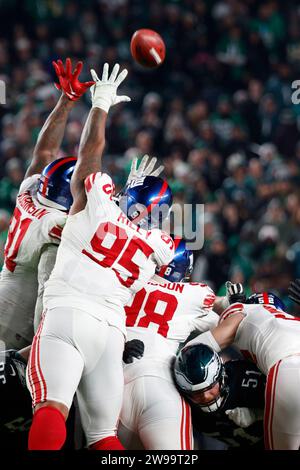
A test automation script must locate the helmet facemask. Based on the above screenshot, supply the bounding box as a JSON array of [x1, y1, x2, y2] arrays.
[[187, 367, 229, 413]]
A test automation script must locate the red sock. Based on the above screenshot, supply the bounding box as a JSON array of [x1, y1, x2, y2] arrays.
[[90, 436, 125, 450], [28, 406, 67, 450]]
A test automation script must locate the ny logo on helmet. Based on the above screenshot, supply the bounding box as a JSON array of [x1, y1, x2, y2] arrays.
[[127, 177, 145, 188]]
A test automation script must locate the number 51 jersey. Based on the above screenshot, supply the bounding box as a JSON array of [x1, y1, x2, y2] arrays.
[[44, 172, 175, 335]]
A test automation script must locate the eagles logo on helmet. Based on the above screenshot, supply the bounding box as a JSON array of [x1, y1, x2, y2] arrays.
[[174, 344, 229, 413]]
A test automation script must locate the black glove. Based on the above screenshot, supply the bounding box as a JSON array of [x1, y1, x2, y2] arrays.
[[288, 279, 300, 305], [226, 281, 246, 304], [123, 339, 145, 364]]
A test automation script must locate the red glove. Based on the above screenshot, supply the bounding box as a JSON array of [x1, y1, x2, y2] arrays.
[[52, 58, 95, 101]]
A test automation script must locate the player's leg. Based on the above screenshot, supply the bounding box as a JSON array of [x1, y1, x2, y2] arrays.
[[34, 244, 58, 332], [264, 356, 300, 450], [26, 307, 84, 450], [138, 376, 193, 450], [0, 269, 37, 349], [119, 379, 145, 449], [76, 320, 125, 450]]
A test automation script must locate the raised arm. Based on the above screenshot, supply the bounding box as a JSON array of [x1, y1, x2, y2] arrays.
[[70, 63, 130, 215], [25, 94, 74, 178], [184, 305, 245, 352], [25, 58, 94, 178]]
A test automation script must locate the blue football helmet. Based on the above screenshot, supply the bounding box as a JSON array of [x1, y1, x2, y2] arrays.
[[157, 237, 193, 282], [37, 156, 77, 211], [173, 344, 229, 413], [118, 176, 173, 229], [245, 292, 286, 311]]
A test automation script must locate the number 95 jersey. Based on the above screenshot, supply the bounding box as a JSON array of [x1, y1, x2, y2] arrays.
[[44, 172, 175, 334]]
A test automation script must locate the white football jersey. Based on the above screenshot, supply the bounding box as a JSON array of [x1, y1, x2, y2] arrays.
[[44, 172, 175, 334], [220, 302, 300, 375], [124, 274, 218, 381], [3, 175, 66, 274], [0, 175, 66, 346]]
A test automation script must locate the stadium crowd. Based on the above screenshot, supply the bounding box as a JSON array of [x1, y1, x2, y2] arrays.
[[0, 0, 300, 310]]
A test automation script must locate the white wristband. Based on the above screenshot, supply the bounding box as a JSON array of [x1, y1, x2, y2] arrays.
[[185, 330, 221, 353], [92, 97, 110, 113]]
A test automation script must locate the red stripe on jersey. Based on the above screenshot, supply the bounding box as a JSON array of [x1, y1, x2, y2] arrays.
[[203, 293, 216, 309], [264, 363, 275, 449], [269, 361, 281, 450], [37, 316, 47, 403], [180, 397, 185, 449], [185, 402, 192, 450], [84, 173, 98, 193], [29, 315, 47, 406], [264, 360, 281, 449], [49, 225, 63, 240], [219, 303, 244, 322], [5, 217, 32, 272]]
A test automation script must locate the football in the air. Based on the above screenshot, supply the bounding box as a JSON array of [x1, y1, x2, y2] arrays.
[[130, 29, 166, 68]]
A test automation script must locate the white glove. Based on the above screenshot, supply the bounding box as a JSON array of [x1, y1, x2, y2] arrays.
[[126, 155, 164, 185], [225, 407, 257, 428], [90, 63, 131, 113]]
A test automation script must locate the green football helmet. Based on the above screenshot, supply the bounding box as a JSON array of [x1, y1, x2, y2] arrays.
[[173, 344, 228, 412]]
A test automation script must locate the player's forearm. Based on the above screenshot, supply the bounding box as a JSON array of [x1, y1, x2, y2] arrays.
[[213, 296, 229, 315], [26, 94, 74, 177], [75, 107, 107, 179]]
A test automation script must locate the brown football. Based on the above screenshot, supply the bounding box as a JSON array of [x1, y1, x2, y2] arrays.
[[130, 29, 166, 68]]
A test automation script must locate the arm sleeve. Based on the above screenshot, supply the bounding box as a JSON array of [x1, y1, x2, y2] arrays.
[[191, 310, 219, 332], [18, 174, 40, 195], [151, 230, 175, 267], [184, 330, 222, 353], [84, 172, 115, 209]]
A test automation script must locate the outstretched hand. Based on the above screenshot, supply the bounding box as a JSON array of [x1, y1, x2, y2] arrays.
[[90, 63, 131, 113], [126, 155, 164, 186], [53, 58, 95, 101]]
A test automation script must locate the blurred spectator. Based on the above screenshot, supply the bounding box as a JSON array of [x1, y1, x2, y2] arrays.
[[0, 0, 299, 313]]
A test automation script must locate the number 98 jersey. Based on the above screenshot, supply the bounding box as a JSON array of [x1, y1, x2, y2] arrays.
[[44, 172, 175, 335], [124, 276, 218, 381]]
